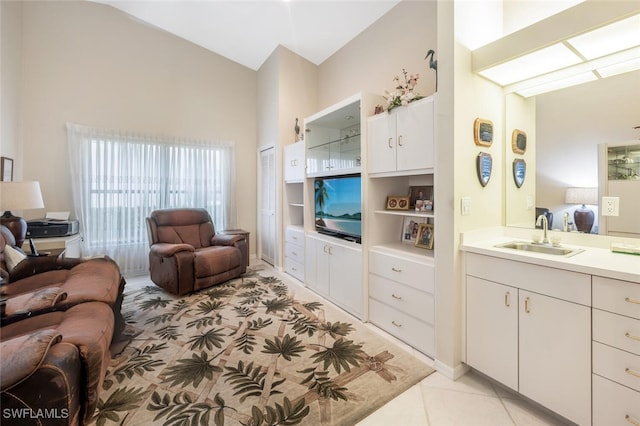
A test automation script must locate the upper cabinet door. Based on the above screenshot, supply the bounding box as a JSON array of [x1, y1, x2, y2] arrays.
[[396, 96, 435, 172], [284, 142, 305, 182], [368, 113, 397, 174]]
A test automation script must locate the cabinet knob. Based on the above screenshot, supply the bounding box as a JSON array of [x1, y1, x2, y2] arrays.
[[391, 293, 402, 300], [391, 267, 402, 273], [388, 137, 393, 148], [504, 291, 511, 307], [392, 320, 402, 328], [625, 297, 640, 305], [625, 368, 640, 379], [626, 415, 640, 426], [398, 135, 404, 146], [524, 297, 531, 314]]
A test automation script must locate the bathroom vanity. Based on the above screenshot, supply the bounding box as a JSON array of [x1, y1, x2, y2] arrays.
[[461, 229, 639, 426]]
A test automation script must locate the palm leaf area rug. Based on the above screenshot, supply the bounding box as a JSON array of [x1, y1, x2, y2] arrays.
[[90, 267, 434, 426]]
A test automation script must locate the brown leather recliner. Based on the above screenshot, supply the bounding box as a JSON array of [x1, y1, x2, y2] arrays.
[[146, 208, 248, 296]]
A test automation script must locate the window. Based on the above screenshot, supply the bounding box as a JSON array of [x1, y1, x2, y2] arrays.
[[67, 123, 236, 275]]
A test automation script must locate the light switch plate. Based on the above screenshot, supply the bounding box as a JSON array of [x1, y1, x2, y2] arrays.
[[602, 196, 619, 216], [461, 197, 472, 216]]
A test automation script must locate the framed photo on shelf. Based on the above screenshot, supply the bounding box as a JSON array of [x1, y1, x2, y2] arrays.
[[386, 195, 410, 210], [409, 185, 433, 211], [402, 216, 427, 243], [1, 157, 13, 182], [415, 223, 434, 249]]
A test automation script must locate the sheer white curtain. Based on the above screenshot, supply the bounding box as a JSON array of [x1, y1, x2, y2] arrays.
[[66, 123, 236, 275]]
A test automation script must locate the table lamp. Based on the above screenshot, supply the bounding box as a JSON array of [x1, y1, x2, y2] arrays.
[[565, 187, 597, 233], [0, 181, 45, 247]]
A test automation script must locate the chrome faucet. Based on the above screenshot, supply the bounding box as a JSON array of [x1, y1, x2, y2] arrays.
[[536, 214, 550, 244]]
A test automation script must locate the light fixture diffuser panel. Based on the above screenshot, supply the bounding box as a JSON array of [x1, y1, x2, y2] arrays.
[[567, 13, 640, 60], [478, 43, 582, 85]]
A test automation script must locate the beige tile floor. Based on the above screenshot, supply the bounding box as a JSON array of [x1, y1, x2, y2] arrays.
[[124, 265, 570, 426]]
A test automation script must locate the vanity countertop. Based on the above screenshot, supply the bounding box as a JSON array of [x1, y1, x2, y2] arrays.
[[461, 229, 640, 284]]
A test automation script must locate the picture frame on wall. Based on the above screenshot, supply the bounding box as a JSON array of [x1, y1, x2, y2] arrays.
[[402, 216, 427, 243], [473, 118, 494, 147], [1, 157, 13, 182], [512, 129, 527, 154], [415, 223, 434, 249], [386, 195, 410, 210], [409, 185, 433, 211]]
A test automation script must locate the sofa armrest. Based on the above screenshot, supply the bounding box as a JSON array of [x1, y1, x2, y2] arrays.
[[211, 234, 244, 246], [150, 243, 194, 257], [8, 255, 85, 282]]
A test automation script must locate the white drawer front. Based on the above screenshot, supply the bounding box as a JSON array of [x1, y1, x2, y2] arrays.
[[285, 258, 304, 282], [369, 250, 434, 293], [465, 253, 590, 305], [593, 374, 640, 426], [285, 227, 305, 245], [593, 276, 640, 320], [285, 243, 304, 264], [369, 299, 435, 356], [369, 274, 434, 324], [593, 342, 640, 393], [593, 309, 640, 356]]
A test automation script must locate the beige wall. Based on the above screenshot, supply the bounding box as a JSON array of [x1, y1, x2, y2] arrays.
[[318, 1, 437, 110], [15, 1, 257, 251], [1, 1, 23, 178]]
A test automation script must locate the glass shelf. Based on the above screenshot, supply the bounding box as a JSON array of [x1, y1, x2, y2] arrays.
[[607, 143, 640, 180], [373, 210, 434, 218]]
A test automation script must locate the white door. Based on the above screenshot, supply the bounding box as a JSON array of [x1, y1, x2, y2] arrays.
[[396, 96, 435, 172], [367, 112, 396, 174], [259, 147, 276, 265]]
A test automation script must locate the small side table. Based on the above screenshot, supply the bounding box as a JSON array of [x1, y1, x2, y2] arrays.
[[220, 229, 250, 266]]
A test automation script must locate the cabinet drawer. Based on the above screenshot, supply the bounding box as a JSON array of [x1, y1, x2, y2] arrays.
[[593, 342, 640, 392], [285, 227, 305, 245], [369, 274, 434, 324], [369, 250, 434, 293], [369, 299, 434, 356], [593, 276, 640, 320], [285, 258, 304, 282], [593, 374, 640, 426], [285, 243, 304, 264], [465, 253, 590, 305], [593, 309, 640, 356]]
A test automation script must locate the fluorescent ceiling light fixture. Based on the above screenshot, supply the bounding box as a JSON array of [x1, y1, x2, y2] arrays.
[[477, 44, 582, 86], [514, 71, 597, 98], [567, 13, 640, 59], [597, 56, 640, 78]]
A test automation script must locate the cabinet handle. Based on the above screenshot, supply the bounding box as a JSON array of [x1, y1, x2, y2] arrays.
[[328, 246, 333, 255], [291, 251, 297, 256], [392, 293, 402, 300], [323, 245, 329, 254], [391, 267, 402, 273], [524, 297, 531, 313], [626, 415, 640, 426], [625, 297, 640, 305], [398, 135, 403, 146], [388, 137, 393, 148], [625, 368, 640, 379], [626, 332, 640, 342], [505, 291, 511, 307], [392, 320, 402, 328]]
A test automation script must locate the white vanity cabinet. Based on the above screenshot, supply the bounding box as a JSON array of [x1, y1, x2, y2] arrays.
[[465, 253, 592, 426], [305, 233, 362, 318], [368, 95, 435, 175], [592, 276, 640, 426], [368, 248, 435, 356]]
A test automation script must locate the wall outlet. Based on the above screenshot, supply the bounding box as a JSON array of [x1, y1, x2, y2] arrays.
[[461, 197, 472, 216], [602, 196, 619, 216]]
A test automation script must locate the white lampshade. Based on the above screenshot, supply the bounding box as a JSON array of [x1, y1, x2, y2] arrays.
[[565, 187, 598, 206], [0, 181, 45, 211]]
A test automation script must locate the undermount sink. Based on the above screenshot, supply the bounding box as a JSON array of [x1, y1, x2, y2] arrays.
[[495, 241, 584, 257]]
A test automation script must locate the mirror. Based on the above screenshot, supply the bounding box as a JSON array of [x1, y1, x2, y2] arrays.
[[504, 70, 640, 232]]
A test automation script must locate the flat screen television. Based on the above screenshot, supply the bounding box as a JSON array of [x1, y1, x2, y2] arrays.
[[314, 175, 362, 243]]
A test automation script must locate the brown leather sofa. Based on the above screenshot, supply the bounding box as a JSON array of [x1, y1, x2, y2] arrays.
[[0, 225, 125, 425], [146, 208, 248, 296]]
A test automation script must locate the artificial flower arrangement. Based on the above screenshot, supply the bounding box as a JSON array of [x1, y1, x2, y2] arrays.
[[383, 68, 424, 112]]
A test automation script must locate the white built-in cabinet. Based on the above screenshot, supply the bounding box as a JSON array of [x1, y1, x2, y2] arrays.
[[592, 276, 640, 425], [368, 96, 435, 175], [305, 233, 363, 318], [465, 253, 592, 426], [283, 142, 305, 282]]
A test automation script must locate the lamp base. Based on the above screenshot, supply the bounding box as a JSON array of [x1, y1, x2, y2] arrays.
[[574, 205, 594, 233], [1, 211, 28, 248]]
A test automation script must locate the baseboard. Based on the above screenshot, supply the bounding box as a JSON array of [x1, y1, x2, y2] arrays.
[[433, 359, 470, 380]]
